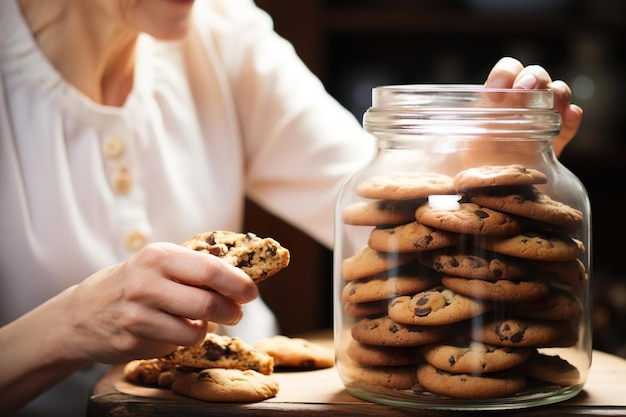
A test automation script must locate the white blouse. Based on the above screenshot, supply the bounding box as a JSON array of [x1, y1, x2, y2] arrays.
[[0, 0, 374, 413]]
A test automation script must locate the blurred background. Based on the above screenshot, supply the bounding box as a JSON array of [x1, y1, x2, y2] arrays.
[[246, 0, 626, 358]]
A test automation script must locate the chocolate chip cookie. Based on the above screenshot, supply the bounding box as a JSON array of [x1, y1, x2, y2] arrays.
[[415, 202, 524, 236], [368, 221, 459, 253], [252, 335, 334, 369], [454, 164, 547, 192], [418, 250, 527, 281], [470, 185, 583, 231], [162, 333, 274, 375], [416, 363, 526, 399], [171, 368, 279, 402], [351, 315, 453, 347], [342, 199, 425, 226], [421, 337, 532, 374], [181, 231, 290, 282], [356, 172, 455, 200], [388, 286, 490, 326]]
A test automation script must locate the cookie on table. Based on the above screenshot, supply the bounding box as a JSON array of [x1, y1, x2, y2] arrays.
[[341, 268, 440, 304], [351, 315, 453, 347], [346, 339, 422, 367], [162, 333, 274, 375], [441, 276, 551, 303], [171, 368, 279, 402], [469, 185, 583, 231], [342, 246, 416, 281], [473, 318, 568, 348], [368, 221, 459, 253], [252, 335, 334, 369], [416, 363, 526, 399], [340, 363, 418, 390], [356, 172, 455, 200], [521, 351, 581, 387], [414, 202, 525, 236], [181, 231, 290, 282], [343, 299, 389, 318], [421, 338, 532, 374], [388, 286, 490, 326], [342, 199, 424, 226], [530, 258, 588, 289], [418, 250, 527, 281], [453, 164, 547, 192], [475, 230, 584, 262], [510, 287, 583, 321], [124, 358, 173, 387]]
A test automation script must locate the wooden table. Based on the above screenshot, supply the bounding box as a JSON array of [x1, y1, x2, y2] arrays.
[[88, 332, 626, 417]]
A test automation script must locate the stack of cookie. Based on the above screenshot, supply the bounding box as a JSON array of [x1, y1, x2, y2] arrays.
[[124, 333, 280, 402], [338, 164, 587, 400]]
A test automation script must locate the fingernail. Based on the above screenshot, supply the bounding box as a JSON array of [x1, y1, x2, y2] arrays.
[[515, 74, 538, 90], [229, 308, 243, 325], [485, 77, 509, 89]]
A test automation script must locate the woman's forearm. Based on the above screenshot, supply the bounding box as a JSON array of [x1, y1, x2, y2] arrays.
[[0, 286, 93, 415]]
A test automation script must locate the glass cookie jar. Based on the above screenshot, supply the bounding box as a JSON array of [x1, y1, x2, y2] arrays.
[[333, 85, 591, 411]]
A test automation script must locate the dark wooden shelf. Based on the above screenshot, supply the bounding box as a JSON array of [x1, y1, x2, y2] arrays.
[[324, 8, 626, 36]]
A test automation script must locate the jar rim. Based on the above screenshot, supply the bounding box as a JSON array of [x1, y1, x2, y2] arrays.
[[372, 83, 552, 92], [370, 84, 554, 109], [364, 84, 560, 137]]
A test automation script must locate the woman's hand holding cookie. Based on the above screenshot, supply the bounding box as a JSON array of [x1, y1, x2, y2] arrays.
[[61, 242, 259, 365]]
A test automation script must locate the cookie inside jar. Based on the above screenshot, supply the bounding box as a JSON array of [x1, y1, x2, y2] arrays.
[[334, 86, 591, 411]]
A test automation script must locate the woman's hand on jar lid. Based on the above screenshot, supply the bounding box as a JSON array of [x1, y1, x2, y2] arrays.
[[485, 57, 583, 157]]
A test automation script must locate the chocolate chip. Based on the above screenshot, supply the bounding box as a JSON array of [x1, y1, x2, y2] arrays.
[[298, 359, 316, 368], [265, 244, 278, 256], [413, 235, 434, 249], [495, 322, 525, 343], [474, 209, 490, 219], [198, 371, 214, 381], [417, 297, 429, 306], [202, 340, 226, 361], [415, 307, 432, 317], [237, 253, 254, 268], [414, 296, 433, 316], [510, 332, 524, 343], [207, 246, 222, 257]]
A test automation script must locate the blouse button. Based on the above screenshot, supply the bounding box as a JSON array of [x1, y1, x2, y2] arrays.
[[102, 137, 125, 158], [124, 230, 147, 251], [112, 168, 133, 194]]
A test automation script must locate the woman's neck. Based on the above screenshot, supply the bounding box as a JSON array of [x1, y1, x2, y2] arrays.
[[18, 0, 138, 106]]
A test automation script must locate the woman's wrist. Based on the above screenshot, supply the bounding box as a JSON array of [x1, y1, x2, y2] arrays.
[[0, 286, 93, 414]]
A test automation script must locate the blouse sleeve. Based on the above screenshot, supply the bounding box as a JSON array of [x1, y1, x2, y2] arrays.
[[194, 0, 375, 248]]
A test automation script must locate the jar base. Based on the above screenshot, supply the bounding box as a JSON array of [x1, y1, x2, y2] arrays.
[[345, 383, 584, 411]]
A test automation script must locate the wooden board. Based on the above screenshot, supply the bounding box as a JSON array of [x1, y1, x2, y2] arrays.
[[88, 333, 626, 417]]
